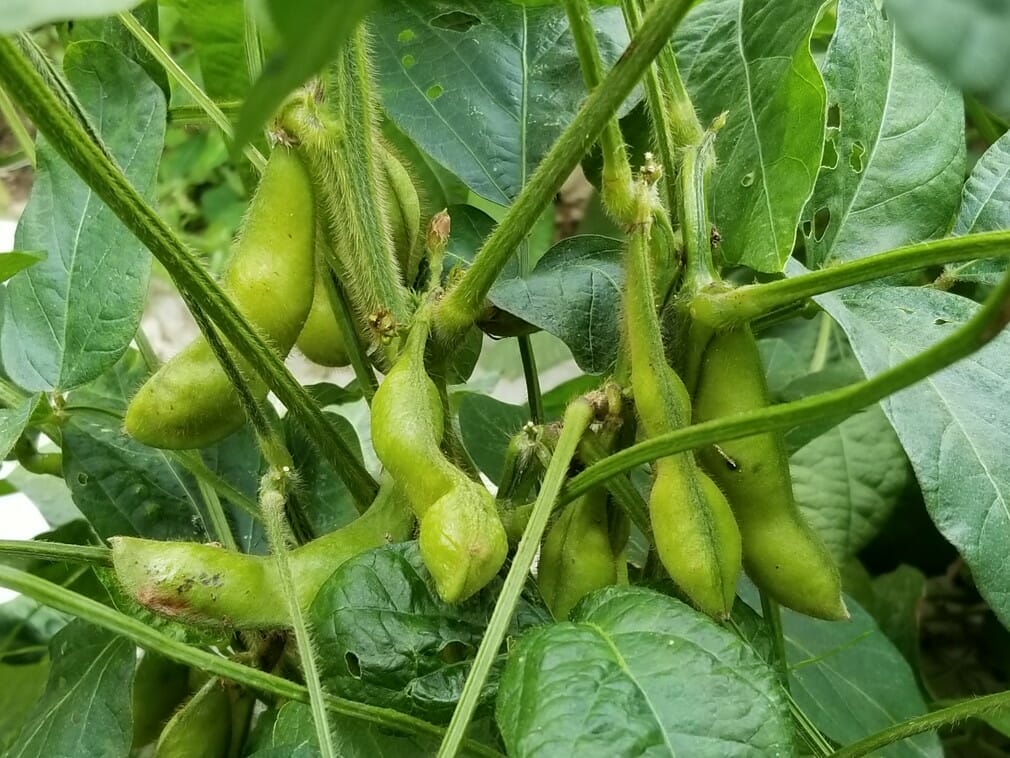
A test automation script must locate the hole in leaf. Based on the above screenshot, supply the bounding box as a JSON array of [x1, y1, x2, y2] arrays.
[[934, 318, 950, 326], [77, 473, 88, 485], [397, 28, 416, 43], [402, 54, 416, 69], [430, 11, 481, 33], [813, 206, 831, 242], [426, 84, 444, 100], [344, 652, 362, 678], [438, 640, 472, 665], [822, 136, 838, 170], [740, 172, 755, 187], [802, 219, 813, 237], [827, 103, 840, 128], [849, 141, 866, 173]]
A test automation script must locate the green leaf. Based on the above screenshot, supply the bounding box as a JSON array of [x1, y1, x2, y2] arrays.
[[756, 590, 940, 757], [62, 409, 210, 540], [373, 1, 632, 204], [884, 0, 1010, 117], [248, 701, 433, 757], [0, 393, 41, 461], [310, 541, 551, 722], [0, 251, 44, 282], [868, 565, 926, 667], [490, 235, 623, 374], [0, 0, 144, 32], [1, 41, 165, 392], [946, 129, 1010, 284], [68, 2, 170, 98], [803, 0, 964, 266], [174, 0, 249, 101], [0, 660, 49, 753], [497, 586, 794, 757], [8, 620, 135, 758], [233, 0, 376, 152], [811, 278, 1010, 629], [676, 0, 825, 272]]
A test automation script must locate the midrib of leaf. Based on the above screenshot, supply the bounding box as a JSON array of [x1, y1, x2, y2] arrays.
[[736, 0, 777, 256], [11, 638, 123, 756], [787, 635, 933, 757]]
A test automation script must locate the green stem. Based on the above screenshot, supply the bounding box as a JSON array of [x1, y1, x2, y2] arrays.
[[133, 327, 161, 372], [564, 0, 635, 219], [808, 312, 833, 373], [518, 335, 545, 424], [0, 565, 503, 758], [965, 95, 1008, 145], [0, 83, 34, 167], [437, 398, 596, 758], [0, 540, 111, 566], [679, 130, 719, 293], [759, 591, 789, 691], [322, 265, 378, 401], [435, 0, 696, 339], [259, 466, 336, 758], [169, 102, 241, 126], [196, 478, 238, 551], [565, 264, 1010, 502], [116, 11, 266, 172], [692, 230, 1010, 329], [0, 375, 28, 408], [0, 37, 379, 508], [831, 691, 1010, 757]]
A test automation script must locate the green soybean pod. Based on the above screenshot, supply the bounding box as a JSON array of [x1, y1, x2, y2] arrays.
[[125, 145, 315, 449], [692, 325, 847, 620], [154, 678, 231, 758], [537, 486, 620, 620]]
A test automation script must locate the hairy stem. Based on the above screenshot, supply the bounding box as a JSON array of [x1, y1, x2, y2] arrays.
[[438, 399, 596, 758], [692, 230, 1010, 329], [435, 0, 696, 339], [0, 37, 378, 507], [565, 264, 1010, 501], [0, 540, 111, 566], [0, 83, 34, 167], [565, 0, 635, 219]]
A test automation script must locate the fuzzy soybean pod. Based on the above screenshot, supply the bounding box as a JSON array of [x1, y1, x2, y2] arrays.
[[154, 677, 232, 758], [125, 146, 315, 449], [110, 475, 415, 628], [295, 239, 352, 367], [624, 176, 741, 620], [692, 325, 847, 620], [370, 310, 508, 602], [380, 145, 422, 286], [537, 485, 622, 620]]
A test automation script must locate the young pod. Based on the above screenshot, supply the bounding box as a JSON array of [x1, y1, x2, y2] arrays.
[[537, 486, 621, 620], [125, 146, 315, 449], [295, 245, 352, 367], [154, 678, 231, 758], [379, 145, 422, 286], [692, 325, 846, 620]]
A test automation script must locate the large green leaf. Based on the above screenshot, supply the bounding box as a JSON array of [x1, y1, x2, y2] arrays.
[[946, 129, 1010, 284], [373, 1, 631, 204], [490, 235, 623, 374], [675, 0, 826, 272], [497, 586, 794, 757], [8, 621, 135, 758], [61, 409, 210, 540], [778, 596, 939, 757], [0, 660, 49, 753], [804, 0, 964, 266], [2, 41, 165, 392], [310, 541, 550, 722], [174, 0, 249, 100], [0, 0, 143, 31], [884, 0, 1010, 117], [810, 277, 1010, 628], [233, 0, 376, 151]]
